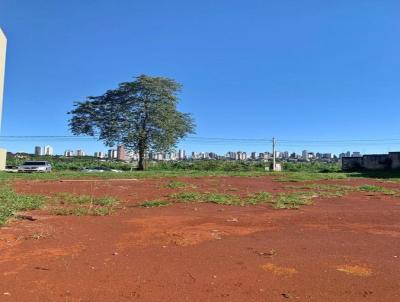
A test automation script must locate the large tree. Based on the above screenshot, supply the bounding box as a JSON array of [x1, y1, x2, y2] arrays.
[[69, 75, 195, 170]]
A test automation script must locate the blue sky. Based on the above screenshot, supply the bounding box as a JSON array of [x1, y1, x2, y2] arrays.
[[0, 0, 399, 155]]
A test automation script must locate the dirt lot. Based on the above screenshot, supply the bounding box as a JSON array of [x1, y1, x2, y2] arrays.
[[1, 176, 400, 301]]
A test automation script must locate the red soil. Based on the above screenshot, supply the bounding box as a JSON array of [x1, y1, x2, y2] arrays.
[[0, 176, 399, 301]]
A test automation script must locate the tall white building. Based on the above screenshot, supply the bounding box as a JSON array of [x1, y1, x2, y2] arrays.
[[94, 151, 106, 158], [178, 149, 186, 160], [44, 145, 53, 156], [108, 149, 118, 159], [76, 150, 85, 157], [64, 150, 74, 157]]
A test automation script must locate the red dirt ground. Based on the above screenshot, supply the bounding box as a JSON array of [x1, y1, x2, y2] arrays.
[[1, 176, 399, 301]]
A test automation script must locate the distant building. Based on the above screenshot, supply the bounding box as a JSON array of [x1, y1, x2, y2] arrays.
[[302, 150, 309, 161], [94, 151, 106, 158], [281, 151, 289, 159], [76, 150, 85, 157], [64, 150, 74, 157], [34, 146, 43, 156], [117, 145, 126, 161], [44, 145, 53, 156], [108, 149, 118, 159], [352, 152, 362, 157], [178, 149, 186, 160]]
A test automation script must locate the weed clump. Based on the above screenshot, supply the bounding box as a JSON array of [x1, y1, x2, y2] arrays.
[[139, 201, 171, 208], [50, 192, 119, 216], [0, 185, 45, 225]]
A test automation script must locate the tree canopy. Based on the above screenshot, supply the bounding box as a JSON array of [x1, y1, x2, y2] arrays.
[[69, 75, 195, 170]]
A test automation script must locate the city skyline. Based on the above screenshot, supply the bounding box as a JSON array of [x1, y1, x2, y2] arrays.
[[15, 144, 365, 162]]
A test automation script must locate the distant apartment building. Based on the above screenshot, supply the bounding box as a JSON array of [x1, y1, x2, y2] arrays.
[[76, 150, 85, 157], [117, 145, 126, 161], [177, 149, 186, 160], [64, 150, 74, 157], [44, 145, 53, 156], [34, 145, 53, 156], [302, 150, 309, 160], [108, 149, 118, 159], [34, 146, 43, 156], [352, 152, 362, 157], [94, 151, 106, 158]]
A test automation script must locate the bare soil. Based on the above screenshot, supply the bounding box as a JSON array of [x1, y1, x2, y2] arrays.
[[0, 176, 399, 301]]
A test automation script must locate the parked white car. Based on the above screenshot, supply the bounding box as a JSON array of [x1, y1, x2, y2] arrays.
[[18, 161, 52, 173], [5, 165, 18, 173]]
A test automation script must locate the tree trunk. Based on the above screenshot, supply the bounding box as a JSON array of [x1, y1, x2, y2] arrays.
[[138, 146, 145, 171]]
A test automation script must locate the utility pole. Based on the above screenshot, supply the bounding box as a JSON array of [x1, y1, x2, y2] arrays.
[[272, 136, 276, 171]]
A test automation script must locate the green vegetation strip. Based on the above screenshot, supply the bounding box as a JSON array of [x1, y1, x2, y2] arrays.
[[167, 183, 400, 209], [139, 201, 171, 208], [170, 191, 273, 206], [358, 185, 396, 195], [0, 184, 45, 225]]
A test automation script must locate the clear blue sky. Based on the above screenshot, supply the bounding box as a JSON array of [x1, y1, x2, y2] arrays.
[[1, 0, 399, 155]]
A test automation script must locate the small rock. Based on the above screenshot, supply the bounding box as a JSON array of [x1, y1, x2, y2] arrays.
[[3, 292, 11, 296], [281, 293, 291, 299], [226, 218, 238, 222], [212, 275, 217, 279], [112, 252, 119, 256]]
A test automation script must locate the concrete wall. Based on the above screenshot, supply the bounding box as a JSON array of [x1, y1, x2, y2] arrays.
[[362, 154, 391, 170], [0, 28, 6, 129], [389, 152, 400, 169], [341, 157, 363, 171], [342, 152, 400, 171]]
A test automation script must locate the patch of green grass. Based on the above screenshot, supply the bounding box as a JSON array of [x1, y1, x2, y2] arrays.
[[274, 192, 314, 209], [170, 191, 202, 202], [277, 172, 348, 182], [245, 192, 273, 205], [201, 193, 242, 205], [139, 201, 171, 208], [170, 191, 272, 206], [357, 185, 396, 195], [50, 193, 119, 216], [164, 180, 196, 189], [54, 192, 118, 206], [51, 206, 115, 216], [0, 184, 46, 225], [286, 184, 355, 198]]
